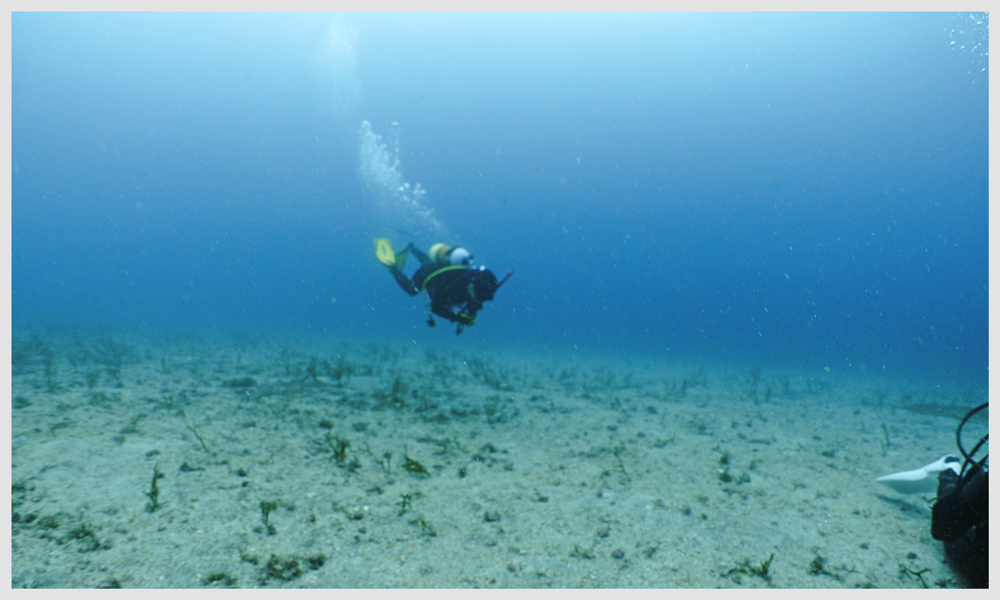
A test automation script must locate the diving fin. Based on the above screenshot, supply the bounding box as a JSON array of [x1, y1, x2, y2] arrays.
[[374, 238, 396, 268], [875, 455, 961, 494]]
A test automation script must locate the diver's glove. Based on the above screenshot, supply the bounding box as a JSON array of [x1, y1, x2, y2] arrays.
[[458, 312, 477, 326]]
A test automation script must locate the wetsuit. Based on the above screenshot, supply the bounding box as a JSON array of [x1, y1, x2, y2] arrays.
[[932, 463, 988, 587], [390, 245, 499, 327]]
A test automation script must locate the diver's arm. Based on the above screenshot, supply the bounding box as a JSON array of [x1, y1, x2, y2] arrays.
[[428, 299, 480, 325], [458, 301, 482, 325], [429, 300, 462, 323]]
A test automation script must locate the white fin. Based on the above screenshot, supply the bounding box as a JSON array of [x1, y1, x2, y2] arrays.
[[875, 454, 961, 494]]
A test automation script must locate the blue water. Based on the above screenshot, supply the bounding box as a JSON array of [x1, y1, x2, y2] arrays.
[[12, 12, 989, 384]]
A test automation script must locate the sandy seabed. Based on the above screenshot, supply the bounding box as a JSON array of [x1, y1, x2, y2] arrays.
[[10, 329, 984, 589]]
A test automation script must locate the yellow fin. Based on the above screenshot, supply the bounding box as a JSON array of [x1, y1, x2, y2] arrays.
[[374, 238, 396, 267]]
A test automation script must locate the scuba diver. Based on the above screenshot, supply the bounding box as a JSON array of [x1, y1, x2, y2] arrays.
[[374, 238, 511, 335], [930, 402, 988, 588], [875, 402, 988, 588]]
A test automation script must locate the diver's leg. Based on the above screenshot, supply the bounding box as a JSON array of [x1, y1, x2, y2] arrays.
[[391, 269, 420, 296], [409, 244, 432, 267]]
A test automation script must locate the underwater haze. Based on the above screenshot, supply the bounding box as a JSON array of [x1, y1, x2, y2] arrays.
[[12, 12, 989, 385]]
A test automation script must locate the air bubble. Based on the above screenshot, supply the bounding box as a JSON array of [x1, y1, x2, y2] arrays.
[[357, 121, 448, 240]]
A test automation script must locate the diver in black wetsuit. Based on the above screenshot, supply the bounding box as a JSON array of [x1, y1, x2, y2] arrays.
[[377, 240, 511, 334], [931, 402, 988, 588]]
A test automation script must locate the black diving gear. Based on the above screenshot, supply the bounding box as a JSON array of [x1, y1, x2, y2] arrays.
[[931, 402, 988, 588], [385, 241, 509, 334]]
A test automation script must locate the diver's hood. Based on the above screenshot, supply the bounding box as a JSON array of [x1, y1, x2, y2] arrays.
[[470, 267, 499, 301]]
